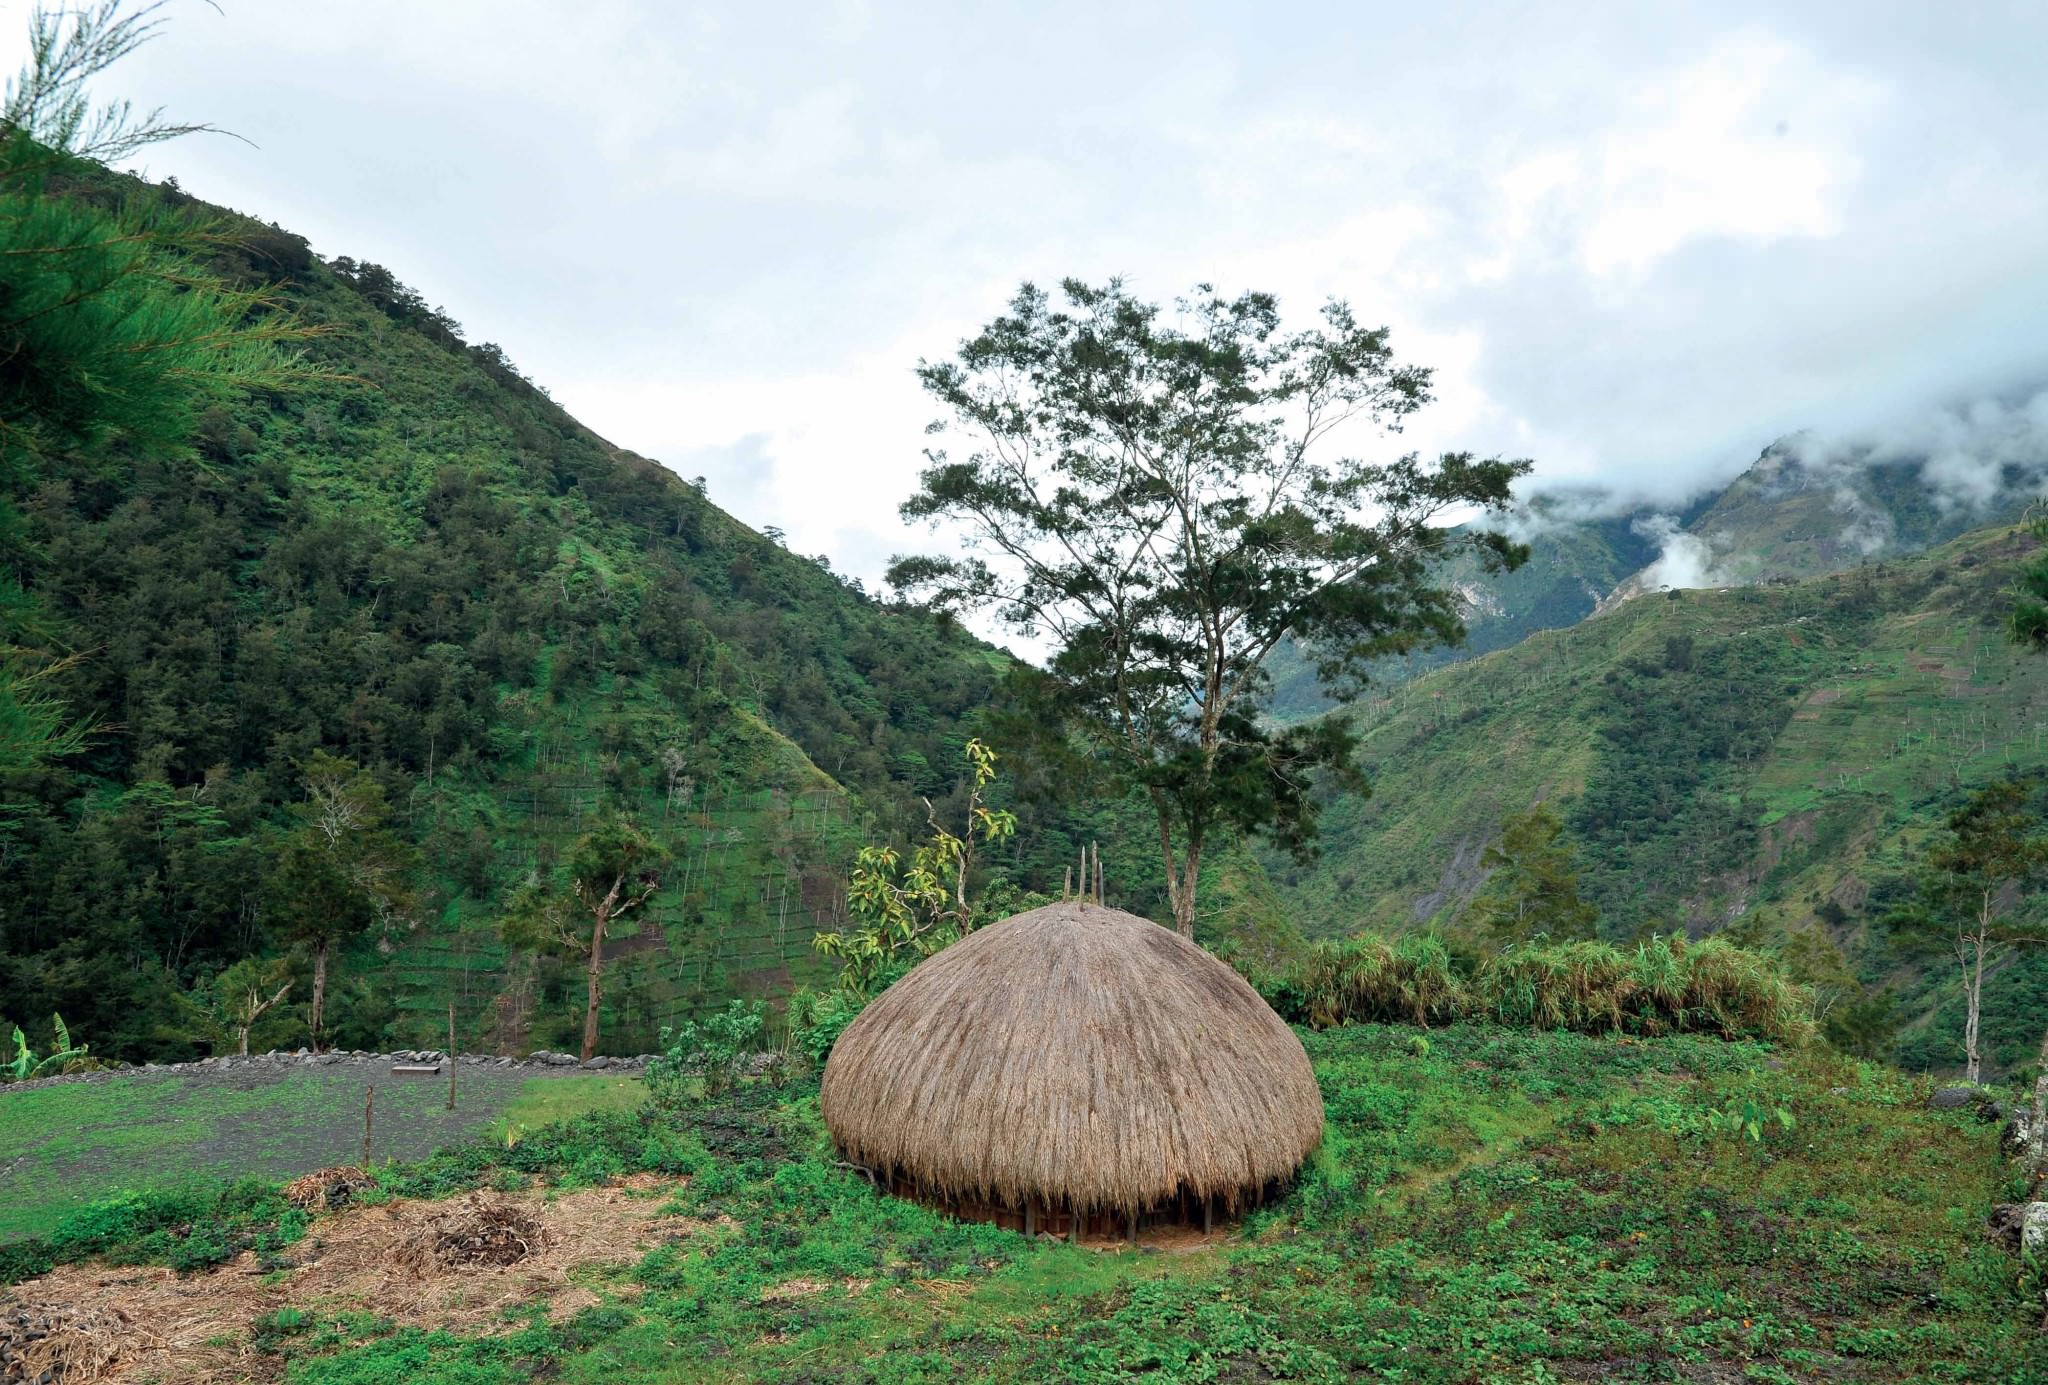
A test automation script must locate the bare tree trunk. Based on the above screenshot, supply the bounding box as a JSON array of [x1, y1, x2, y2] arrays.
[[1965, 928, 1987, 1086], [1172, 839, 1203, 939], [1149, 793, 1193, 937], [310, 939, 329, 1050], [236, 981, 291, 1057], [582, 906, 608, 1061]]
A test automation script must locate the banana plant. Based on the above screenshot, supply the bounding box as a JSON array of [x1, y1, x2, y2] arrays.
[[2, 1013, 91, 1082]]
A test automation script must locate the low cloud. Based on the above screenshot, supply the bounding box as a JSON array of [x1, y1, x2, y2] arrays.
[[1631, 514, 1732, 590]]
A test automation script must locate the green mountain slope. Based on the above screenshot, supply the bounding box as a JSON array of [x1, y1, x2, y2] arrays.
[[1264, 503, 1668, 723], [1271, 521, 2048, 1073], [0, 178, 1010, 1060]]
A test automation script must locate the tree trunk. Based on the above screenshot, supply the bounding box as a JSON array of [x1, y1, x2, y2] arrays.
[[1170, 839, 1203, 939], [236, 1021, 251, 1057], [1150, 793, 1196, 937], [582, 906, 608, 1061], [310, 939, 329, 1050], [1965, 929, 1987, 1085]]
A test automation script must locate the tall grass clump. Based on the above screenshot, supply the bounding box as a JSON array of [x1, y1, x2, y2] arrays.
[[1669, 936, 1813, 1042], [1288, 931, 1812, 1044], [1477, 941, 1638, 1033], [1298, 932, 1467, 1029]]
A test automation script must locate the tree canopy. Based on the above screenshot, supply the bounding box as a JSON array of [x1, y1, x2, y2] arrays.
[[891, 278, 1529, 934]]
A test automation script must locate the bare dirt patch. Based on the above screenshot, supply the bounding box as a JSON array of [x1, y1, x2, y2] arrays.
[[0, 1180, 697, 1383]]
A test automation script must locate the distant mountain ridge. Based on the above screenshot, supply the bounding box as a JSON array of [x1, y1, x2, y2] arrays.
[[1266, 431, 2046, 722]]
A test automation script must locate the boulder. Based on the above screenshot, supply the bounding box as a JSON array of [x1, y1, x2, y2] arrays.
[[2024, 1202, 2048, 1255], [2002, 1107, 2034, 1158], [1928, 1085, 1979, 1110]]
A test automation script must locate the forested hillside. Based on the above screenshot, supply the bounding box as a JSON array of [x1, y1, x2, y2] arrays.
[[1268, 521, 2048, 1073], [0, 169, 1014, 1062]]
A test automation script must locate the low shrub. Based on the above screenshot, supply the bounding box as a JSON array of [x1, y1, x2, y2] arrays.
[[646, 999, 767, 1106], [786, 986, 865, 1066]]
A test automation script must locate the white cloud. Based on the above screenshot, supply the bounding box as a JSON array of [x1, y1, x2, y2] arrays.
[[1581, 31, 1882, 277], [13, 0, 2043, 586]]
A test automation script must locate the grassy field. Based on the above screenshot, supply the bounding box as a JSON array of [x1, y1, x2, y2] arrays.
[[0, 1067, 640, 1241], [2, 1024, 2038, 1383]]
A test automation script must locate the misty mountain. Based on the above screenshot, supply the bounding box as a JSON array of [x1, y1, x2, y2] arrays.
[[1267, 416, 2048, 723]]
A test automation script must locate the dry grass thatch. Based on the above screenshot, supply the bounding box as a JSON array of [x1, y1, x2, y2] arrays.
[[392, 1192, 550, 1274], [282, 1165, 376, 1212], [0, 1179, 700, 1385], [820, 902, 1324, 1217]]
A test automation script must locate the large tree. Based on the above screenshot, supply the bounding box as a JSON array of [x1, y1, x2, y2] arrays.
[[501, 813, 669, 1060], [890, 279, 1529, 935]]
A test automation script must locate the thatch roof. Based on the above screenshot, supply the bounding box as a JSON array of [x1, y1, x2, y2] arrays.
[[820, 902, 1324, 1216]]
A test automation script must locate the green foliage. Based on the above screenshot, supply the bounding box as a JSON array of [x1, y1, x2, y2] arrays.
[[645, 998, 767, 1105], [168, 956, 298, 1056], [1464, 803, 1599, 943], [0, 1, 312, 785], [1887, 776, 2048, 1082], [1, 1011, 90, 1081], [1263, 519, 2048, 1075], [816, 738, 1016, 997], [2008, 516, 2048, 651], [0, 96, 1015, 1061], [499, 811, 670, 1057], [893, 277, 1529, 932], [786, 984, 865, 1065], [1295, 932, 1469, 1028]]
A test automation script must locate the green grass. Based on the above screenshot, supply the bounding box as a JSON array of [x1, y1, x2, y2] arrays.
[[487, 1075, 646, 1146], [0, 1070, 639, 1241], [12, 1026, 2040, 1382]]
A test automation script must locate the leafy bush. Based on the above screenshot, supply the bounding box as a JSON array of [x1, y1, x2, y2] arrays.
[[786, 986, 864, 1066], [646, 999, 767, 1106]]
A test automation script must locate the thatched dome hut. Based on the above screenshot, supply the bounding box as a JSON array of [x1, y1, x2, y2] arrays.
[[820, 901, 1323, 1238]]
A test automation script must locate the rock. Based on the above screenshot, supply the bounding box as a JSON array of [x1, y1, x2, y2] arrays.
[[2002, 1108, 2034, 1157], [2025, 1202, 2048, 1255], [583, 1056, 614, 1069], [1929, 1085, 1986, 1113]]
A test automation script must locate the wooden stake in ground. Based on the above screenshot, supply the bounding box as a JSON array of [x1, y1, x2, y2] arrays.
[[363, 1086, 374, 1166], [447, 1002, 458, 1111]]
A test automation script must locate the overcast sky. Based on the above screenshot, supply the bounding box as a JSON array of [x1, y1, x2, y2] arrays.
[[28, 0, 2048, 586]]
